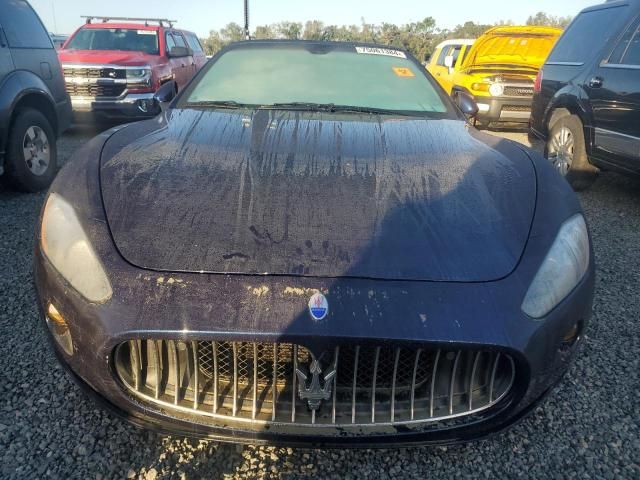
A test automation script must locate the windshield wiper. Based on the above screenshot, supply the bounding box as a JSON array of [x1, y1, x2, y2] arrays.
[[268, 102, 337, 111], [267, 103, 422, 117], [185, 100, 253, 109]]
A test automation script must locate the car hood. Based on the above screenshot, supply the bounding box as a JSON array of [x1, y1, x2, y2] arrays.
[[58, 49, 159, 66], [100, 109, 536, 282], [463, 29, 560, 70]]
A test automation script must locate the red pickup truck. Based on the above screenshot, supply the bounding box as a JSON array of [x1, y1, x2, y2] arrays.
[[58, 17, 207, 121]]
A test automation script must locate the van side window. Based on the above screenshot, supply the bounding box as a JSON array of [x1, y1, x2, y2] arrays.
[[0, 0, 52, 49], [609, 25, 640, 66], [547, 6, 628, 64]]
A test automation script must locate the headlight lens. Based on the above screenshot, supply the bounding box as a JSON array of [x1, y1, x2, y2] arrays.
[[489, 82, 504, 96], [522, 214, 590, 318], [126, 67, 151, 79], [41, 193, 112, 303]]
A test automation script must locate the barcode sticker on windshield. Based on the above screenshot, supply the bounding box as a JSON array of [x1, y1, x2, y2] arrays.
[[355, 46, 406, 58]]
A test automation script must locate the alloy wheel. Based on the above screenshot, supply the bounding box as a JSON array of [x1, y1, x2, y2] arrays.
[[22, 126, 50, 176], [547, 126, 574, 176]]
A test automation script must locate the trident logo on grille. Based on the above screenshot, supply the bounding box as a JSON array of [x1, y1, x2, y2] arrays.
[[295, 355, 337, 411]]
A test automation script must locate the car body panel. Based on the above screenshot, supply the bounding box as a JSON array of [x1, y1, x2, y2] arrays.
[[100, 110, 536, 282]]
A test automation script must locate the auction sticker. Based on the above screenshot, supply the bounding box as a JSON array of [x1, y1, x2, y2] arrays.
[[393, 67, 415, 77], [355, 46, 406, 58]]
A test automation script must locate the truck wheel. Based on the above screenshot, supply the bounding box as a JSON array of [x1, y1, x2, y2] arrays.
[[3, 108, 57, 192], [545, 114, 597, 191]]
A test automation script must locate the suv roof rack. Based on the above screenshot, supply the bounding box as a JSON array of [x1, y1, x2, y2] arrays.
[[81, 16, 177, 27]]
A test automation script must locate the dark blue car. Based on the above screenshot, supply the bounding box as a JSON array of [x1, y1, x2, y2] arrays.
[[35, 41, 594, 447]]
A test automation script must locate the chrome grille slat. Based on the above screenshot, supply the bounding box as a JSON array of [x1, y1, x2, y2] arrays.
[[115, 341, 516, 432], [371, 347, 380, 423], [390, 348, 400, 422], [410, 348, 421, 420]]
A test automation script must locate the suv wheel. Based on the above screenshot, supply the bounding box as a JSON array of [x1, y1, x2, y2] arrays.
[[3, 108, 57, 192], [545, 114, 597, 190]]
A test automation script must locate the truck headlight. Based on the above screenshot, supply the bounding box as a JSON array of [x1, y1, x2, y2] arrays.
[[489, 83, 504, 96], [522, 214, 590, 318], [41, 193, 112, 303], [126, 67, 151, 80]]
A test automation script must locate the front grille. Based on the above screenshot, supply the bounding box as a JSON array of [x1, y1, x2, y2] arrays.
[[503, 86, 534, 97], [65, 83, 126, 98], [502, 105, 531, 112], [115, 340, 515, 432], [63, 67, 126, 80]]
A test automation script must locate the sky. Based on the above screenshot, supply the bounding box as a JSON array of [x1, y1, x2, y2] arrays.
[[30, 0, 595, 38]]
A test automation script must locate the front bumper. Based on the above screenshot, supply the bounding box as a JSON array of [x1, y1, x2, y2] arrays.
[[70, 93, 160, 122], [34, 244, 594, 447], [474, 96, 533, 124]]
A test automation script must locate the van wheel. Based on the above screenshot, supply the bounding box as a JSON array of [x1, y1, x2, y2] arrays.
[[3, 108, 57, 192], [545, 114, 597, 191]]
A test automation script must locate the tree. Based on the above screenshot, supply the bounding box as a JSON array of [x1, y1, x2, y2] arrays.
[[275, 21, 303, 40], [526, 12, 572, 28]]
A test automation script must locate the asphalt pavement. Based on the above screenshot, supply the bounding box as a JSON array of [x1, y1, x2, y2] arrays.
[[0, 125, 638, 479]]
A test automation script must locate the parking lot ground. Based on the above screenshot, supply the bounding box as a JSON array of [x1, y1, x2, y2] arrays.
[[1, 127, 639, 479]]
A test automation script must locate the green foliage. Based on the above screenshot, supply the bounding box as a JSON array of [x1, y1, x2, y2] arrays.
[[199, 12, 570, 60]]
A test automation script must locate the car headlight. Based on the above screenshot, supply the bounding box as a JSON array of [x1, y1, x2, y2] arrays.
[[126, 67, 151, 80], [41, 193, 112, 303], [489, 83, 504, 96], [522, 214, 590, 319]]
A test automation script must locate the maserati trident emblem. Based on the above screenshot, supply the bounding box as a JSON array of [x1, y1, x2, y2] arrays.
[[295, 355, 337, 411]]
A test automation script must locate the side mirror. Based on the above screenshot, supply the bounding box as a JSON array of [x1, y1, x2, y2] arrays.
[[167, 46, 191, 58], [454, 91, 479, 119], [154, 81, 177, 107], [444, 55, 454, 69]]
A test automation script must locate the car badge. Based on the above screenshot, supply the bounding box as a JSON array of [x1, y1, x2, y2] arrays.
[[308, 292, 328, 321], [108, 71, 117, 78], [295, 355, 337, 411]]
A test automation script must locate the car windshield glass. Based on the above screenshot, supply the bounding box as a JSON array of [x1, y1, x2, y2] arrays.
[[65, 28, 159, 55], [184, 45, 451, 115]]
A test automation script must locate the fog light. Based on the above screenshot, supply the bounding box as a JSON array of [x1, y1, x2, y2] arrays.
[[46, 304, 73, 356], [137, 99, 150, 113], [562, 322, 581, 347]]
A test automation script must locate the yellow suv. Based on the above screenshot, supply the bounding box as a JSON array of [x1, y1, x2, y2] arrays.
[[450, 26, 561, 126], [427, 39, 475, 94]]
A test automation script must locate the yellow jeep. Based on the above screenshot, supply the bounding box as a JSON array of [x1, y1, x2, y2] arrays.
[[451, 26, 562, 126], [427, 39, 475, 94]]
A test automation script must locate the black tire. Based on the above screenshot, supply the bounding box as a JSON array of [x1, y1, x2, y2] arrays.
[[3, 108, 57, 192], [545, 114, 597, 191]]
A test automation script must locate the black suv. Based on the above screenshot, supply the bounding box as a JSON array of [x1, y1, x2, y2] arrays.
[[530, 0, 640, 189], [0, 0, 71, 192]]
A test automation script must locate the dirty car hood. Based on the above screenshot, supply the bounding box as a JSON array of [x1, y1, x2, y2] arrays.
[[100, 109, 536, 282]]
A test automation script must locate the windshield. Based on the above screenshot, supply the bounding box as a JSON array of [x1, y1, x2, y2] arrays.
[[65, 28, 159, 55], [183, 44, 451, 115]]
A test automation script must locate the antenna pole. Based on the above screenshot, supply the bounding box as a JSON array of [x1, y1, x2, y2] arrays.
[[244, 0, 250, 40]]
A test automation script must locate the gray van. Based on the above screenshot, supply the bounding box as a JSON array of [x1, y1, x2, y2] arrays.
[[0, 0, 71, 192]]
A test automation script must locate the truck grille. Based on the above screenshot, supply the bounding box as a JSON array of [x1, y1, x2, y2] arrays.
[[503, 86, 534, 97], [115, 340, 515, 431], [65, 83, 126, 98], [63, 67, 126, 80]]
